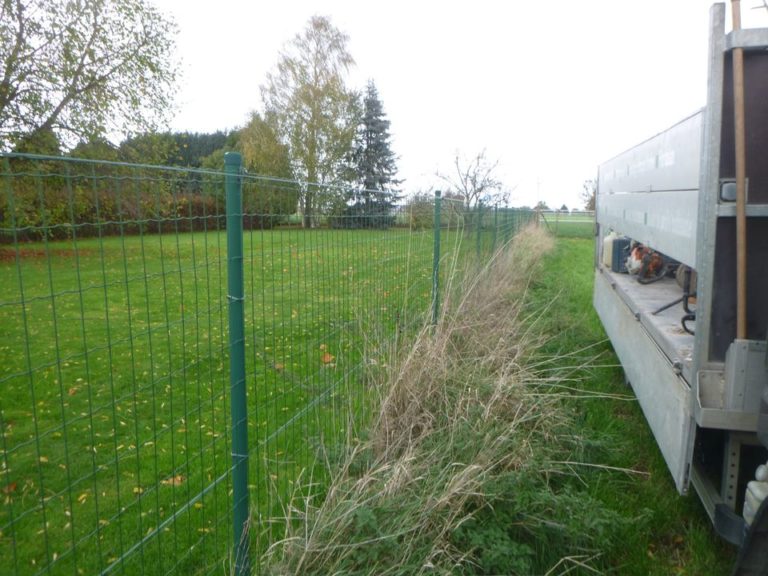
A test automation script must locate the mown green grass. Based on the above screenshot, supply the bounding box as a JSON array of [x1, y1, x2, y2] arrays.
[[538, 212, 594, 239], [255, 226, 737, 576], [0, 225, 460, 575], [3, 223, 734, 575], [529, 237, 735, 574], [1, 228, 246, 575]]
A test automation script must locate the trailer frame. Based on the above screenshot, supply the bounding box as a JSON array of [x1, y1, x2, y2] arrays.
[[593, 2, 768, 552]]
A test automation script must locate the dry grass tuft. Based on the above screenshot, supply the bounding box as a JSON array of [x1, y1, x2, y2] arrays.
[[260, 226, 584, 575], [373, 226, 555, 460]]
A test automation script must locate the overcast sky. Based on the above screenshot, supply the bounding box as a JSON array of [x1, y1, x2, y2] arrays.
[[152, 0, 767, 209]]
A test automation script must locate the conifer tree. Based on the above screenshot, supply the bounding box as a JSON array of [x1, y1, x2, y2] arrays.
[[346, 80, 401, 226]]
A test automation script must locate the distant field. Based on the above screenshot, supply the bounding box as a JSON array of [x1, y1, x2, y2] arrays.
[[0, 227, 449, 575], [539, 211, 595, 239]]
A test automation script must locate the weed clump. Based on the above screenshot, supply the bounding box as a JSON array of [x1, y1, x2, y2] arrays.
[[261, 226, 629, 575]]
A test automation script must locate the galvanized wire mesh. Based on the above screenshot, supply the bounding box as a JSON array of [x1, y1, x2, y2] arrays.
[[0, 153, 536, 575]]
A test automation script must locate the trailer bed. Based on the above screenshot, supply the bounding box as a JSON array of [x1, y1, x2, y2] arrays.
[[602, 265, 696, 383]]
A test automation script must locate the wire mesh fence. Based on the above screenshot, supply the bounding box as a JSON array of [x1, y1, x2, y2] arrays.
[[538, 209, 595, 238], [1, 154, 233, 576], [0, 152, 536, 575]]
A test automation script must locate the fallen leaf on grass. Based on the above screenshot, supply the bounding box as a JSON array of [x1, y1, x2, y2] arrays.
[[161, 475, 184, 487], [321, 353, 334, 364]]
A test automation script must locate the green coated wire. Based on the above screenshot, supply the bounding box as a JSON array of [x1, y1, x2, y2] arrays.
[[289, 221, 298, 475], [153, 181, 180, 568], [199, 172, 216, 562], [493, 205, 498, 252], [286, 210, 297, 481], [320, 214, 341, 445], [303, 209, 318, 478], [295, 217, 309, 476], [320, 212, 335, 449], [0, 158, 258, 574], [292, 218, 303, 475], [253, 196, 269, 550], [432, 193, 442, 326], [183, 173, 200, 550], [64, 160, 105, 573], [0, 154, 541, 575], [505, 208, 511, 245], [212, 172, 232, 563], [133, 166, 165, 575], [1, 158, 27, 575], [0, 409, 19, 574], [170, 175, 194, 558], [26, 164, 55, 573], [318, 217, 328, 461], [100, 470, 231, 576], [37, 161, 79, 574], [185, 177, 208, 564], [92, 163, 127, 575], [248, 187, 269, 569], [115, 172, 147, 573], [343, 214, 355, 443], [198, 170, 223, 564], [267, 199, 280, 535]]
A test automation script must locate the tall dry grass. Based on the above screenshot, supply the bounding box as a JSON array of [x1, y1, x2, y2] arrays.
[[259, 226, 618, 575]]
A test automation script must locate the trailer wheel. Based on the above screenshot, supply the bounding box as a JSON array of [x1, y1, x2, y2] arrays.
[[732, 498, 768, 576]]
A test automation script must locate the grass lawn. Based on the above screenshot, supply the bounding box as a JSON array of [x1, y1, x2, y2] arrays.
[[2, 222, 736, 575], [530, 237, 735, 574], [0, 225, 455, 575], [539, 212, 595, 239]]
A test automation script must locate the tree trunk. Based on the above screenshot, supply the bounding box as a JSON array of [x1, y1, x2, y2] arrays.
[[302, 192, 313, 228]]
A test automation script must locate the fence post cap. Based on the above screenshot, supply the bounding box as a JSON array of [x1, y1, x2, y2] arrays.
[[434, 190, 441, 198], [224, 152, 242, 167]]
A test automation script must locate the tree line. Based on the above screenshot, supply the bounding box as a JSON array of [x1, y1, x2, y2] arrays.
[[1, 3, 405, 235], [3, 2, 549, 240]]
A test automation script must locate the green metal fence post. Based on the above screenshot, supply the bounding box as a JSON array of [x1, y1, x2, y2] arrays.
[[432, 190, 442, 325], [476, 202, 483, 258], [503, 207, 511, 245], [492, 204, 498, 252], [515, 209, 521, 236], [225, 152, 250, 576]]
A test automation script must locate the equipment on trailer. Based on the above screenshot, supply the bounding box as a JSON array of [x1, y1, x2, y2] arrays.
[[593, 3, 768, 571]]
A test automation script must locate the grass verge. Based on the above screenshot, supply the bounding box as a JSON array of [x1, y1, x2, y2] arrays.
[[259, 227, 636, 574], [525, 237, 735, 575], [259, 230, 737, 575]]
